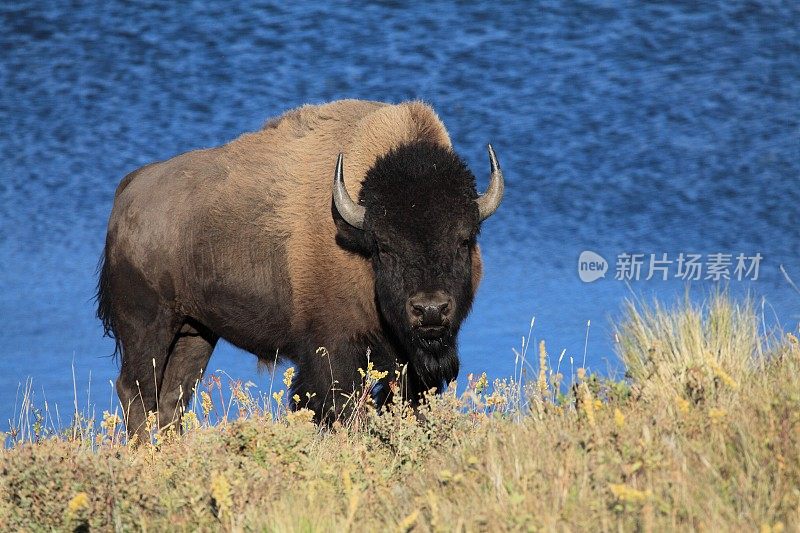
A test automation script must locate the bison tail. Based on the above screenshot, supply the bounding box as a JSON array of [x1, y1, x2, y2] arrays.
[[95, 249, 121, 361]]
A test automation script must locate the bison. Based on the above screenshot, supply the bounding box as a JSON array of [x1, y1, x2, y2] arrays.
[[97, 99, 503, 440]]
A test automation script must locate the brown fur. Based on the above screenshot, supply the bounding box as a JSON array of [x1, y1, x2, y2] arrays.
[[101, 100, 482, 439], [111, 100, 459, 341]]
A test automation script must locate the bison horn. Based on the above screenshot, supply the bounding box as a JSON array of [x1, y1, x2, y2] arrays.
[[333, 153, 366, 229], [476, 144, 504, 221]]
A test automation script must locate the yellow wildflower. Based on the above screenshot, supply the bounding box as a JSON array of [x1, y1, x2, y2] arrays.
[[100, 410, 121, 436], [286, 408, 315, 425], [614, 408, 625, 429], [608, 483, 650, 503], [153, 429, 168, 447], [210, 473, 232, 519], [577, 382, 595, 428], [283, 367, 295, 389], [67, 492, 89, 514], [358, 361, 388, 381], [233, 384, 251, 410], [675, 396, 690, 414], [182, 411, 199, 431], [474, 372, 488, 394], [293, 393, 301, 404], [273, 390, 284, 404], [709, 360, 739, 390], [761, 522, 785, 533], [369, 366, 388, 381], [708, 407, 727, 421], [485, 391, 507, 407], [145, 411, 156, 432], [200, 391, 213, 417]]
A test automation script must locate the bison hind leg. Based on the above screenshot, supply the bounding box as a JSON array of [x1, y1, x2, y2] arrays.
[[114, 305, 182, 445], [157, 319, 218, 434]]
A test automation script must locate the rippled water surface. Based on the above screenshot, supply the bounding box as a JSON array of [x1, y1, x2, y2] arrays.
[[1, 1, 798, 424]]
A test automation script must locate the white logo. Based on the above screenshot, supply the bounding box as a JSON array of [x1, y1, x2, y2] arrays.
[[578, 251, 608, 283], [578, 251, 762, 282]]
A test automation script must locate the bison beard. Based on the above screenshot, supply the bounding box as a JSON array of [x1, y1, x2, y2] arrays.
[[374, 272, 463, 397], [408, 341, 460, 394], [97, 100, 503, 440]]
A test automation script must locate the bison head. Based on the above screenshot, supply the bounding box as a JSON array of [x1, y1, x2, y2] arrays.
[[332, 141, 503, 389]]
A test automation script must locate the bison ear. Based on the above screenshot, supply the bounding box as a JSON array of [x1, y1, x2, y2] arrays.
[[332, 200, 371, 256]]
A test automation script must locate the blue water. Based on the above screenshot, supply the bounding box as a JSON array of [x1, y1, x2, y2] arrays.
[[1, 1, 798, 427]]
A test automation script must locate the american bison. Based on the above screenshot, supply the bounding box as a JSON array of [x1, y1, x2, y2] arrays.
[[97, 99, 503, 440]]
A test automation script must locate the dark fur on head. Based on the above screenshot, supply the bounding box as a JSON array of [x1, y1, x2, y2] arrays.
[[334, 141, 480, 395]]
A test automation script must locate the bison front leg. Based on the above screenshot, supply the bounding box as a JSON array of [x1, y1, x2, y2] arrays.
[[290, 345, 366, 425], [291, 342, 394, 425]]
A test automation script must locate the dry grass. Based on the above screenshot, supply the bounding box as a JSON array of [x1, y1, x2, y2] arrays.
[[1, 293, 799, 531]]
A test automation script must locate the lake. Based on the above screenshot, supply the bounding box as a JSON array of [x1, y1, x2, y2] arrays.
[[1, 1, 798, 427]]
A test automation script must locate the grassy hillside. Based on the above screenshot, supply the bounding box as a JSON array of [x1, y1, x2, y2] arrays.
[[1, 294, 798, 531]]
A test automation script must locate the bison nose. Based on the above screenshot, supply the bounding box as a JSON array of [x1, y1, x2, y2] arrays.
[[407, 291, 454, 327]]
